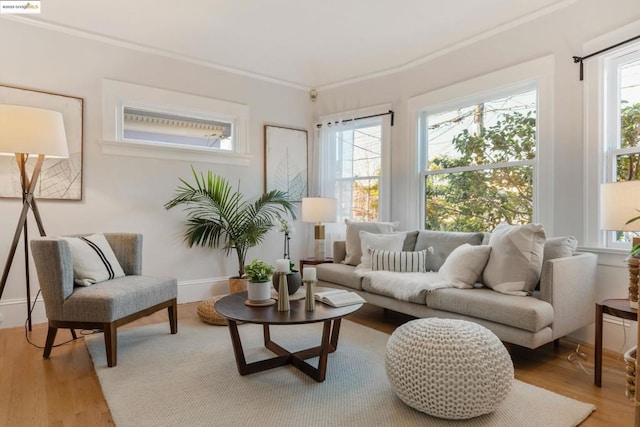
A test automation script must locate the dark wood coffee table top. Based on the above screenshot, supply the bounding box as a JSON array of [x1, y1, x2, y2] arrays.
[[214, 291, 362, 325]]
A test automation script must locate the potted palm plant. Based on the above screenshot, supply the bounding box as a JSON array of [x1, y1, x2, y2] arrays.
[[165, 168, 296, 292]]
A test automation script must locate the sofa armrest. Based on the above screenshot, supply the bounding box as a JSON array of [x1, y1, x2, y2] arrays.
[[539, 252, 598, 339], [333, 241, 346, 264]]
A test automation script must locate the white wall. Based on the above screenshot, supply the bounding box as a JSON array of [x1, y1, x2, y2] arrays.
[[313, 0, 640, 352], [0, 19, 314, 328]]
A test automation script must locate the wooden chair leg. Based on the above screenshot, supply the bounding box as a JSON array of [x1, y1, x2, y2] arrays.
[[168, 299, 178, 334], [43, 325, 58, 359], [104, 323, 118, 367]]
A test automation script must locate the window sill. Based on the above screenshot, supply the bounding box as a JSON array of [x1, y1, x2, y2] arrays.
[[99, 139, 252, 166], [578, 246, 629, 268]]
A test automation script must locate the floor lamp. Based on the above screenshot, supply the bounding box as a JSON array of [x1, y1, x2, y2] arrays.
[[0, 105, 69, 330]]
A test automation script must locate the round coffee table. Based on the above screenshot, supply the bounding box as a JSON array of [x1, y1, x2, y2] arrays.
[[215, 291, 362, 382]]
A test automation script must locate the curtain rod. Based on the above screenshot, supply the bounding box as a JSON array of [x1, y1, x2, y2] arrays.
[[573, 34, 640, 81], [316, 110, 394, 128]]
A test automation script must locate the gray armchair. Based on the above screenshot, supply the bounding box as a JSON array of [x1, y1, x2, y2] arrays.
[[30, 233, 177, 367]]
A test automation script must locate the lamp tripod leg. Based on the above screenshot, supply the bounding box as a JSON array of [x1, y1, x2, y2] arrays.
[[0, 154, 46, 330]]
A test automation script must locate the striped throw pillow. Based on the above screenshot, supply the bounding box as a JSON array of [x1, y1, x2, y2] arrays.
[[60, 233, 126, 286], [370, 249, 427, 273]]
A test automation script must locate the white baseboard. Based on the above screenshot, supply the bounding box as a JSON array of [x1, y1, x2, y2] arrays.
[[0, 276, 230, 330]]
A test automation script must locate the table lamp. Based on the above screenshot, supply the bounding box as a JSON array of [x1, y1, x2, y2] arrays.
[[0, 105, 69, 328], [600, 181, 640, 308], [301, 197, 337, 260]]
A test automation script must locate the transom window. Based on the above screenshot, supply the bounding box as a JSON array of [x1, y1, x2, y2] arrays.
[[101, 79, 250, 166], [123, 107, 233, 150], [419, 86, 537, 232]]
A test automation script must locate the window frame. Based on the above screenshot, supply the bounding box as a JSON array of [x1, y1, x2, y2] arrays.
[[101, 79, 251, 166], [407, 56, 554, 232], [317, 104, 392, 222], [602, 45, 640, 249]]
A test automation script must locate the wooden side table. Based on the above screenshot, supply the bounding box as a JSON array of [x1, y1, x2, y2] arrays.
[[595, 298, 637, 387], [299, 257, 333, 273]]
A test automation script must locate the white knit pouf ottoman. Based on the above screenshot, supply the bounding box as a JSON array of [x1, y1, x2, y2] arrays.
[[385, 318, 513, 420]]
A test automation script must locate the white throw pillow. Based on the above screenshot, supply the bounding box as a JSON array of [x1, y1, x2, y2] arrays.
[[343, 220, 400, 266], [438, 244, 492, 289], [370, 249, 427, 273], [359, 231, 406, 269], [60, 233, 126, 286], [482, 223, 546, 295]]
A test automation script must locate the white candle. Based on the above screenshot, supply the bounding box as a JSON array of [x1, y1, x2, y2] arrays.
[[275, 259, 290, 273], [303, 267, 317, 281]]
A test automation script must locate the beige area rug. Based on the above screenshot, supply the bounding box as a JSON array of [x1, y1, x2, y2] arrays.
[[86, 318, 595, 427]]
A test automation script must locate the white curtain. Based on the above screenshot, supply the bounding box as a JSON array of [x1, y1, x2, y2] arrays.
[[314, 119, 357, 254]]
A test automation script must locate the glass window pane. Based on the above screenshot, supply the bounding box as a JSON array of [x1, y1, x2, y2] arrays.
[[123, 107, 233, 150], [352, 178, 379, 222], [620, 60, 640, 150], [332, 121, 382, 222], [616, 153, 640, 181], [425, 166, 533, 232], [426, 90, 536, 168]]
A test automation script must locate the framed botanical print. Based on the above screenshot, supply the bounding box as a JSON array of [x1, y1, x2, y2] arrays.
[[264, 125, 307, 202], [0, 84, 83, 200]]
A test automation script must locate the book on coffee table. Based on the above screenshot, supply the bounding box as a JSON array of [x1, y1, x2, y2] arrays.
[[314, 289, 366, 308]]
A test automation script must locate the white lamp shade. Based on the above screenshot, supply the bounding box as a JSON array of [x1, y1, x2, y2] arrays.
[[301, 197, 337, 223], [600, 181, 640, 231], [0, 105, 69, 158]]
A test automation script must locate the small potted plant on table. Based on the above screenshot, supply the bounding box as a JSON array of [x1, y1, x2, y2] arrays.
[[244, 259, 275, 305]]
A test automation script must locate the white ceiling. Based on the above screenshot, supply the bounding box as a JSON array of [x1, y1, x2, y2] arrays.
[[10, 0, 573, 89]]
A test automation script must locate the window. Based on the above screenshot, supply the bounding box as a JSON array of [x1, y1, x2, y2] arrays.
[[101, 79, 250, 165], [318, 106, 392, 223], [408, 56, 553, 233], [603, 46, 640, 247], [419, 88, 536, 232], [122, 107, 233, 150]]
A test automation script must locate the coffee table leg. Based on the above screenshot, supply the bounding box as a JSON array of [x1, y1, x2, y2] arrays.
[[226, 318, 346, 382], [330, 318, 342, 351], [227, 320, 248, 374], [314, 320, 333, 381]]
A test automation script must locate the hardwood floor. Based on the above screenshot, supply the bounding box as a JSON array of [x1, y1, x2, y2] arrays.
[[0, 302, 633, 426]]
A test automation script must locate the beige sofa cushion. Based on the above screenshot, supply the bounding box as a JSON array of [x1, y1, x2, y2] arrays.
[[359, 231, 406, 268], [414, 230, 485, 272], [343, 220, 399, 266], [544, 236, 578, 263], [426, 288, 554, 333], [316, 263, 363, 290], [482, 223, 546, 295], [438, 244, 491, 289]]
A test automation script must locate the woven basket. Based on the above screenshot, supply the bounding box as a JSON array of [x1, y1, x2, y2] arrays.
[[624, 346, 636, 400], [197, 295, 228, 326]]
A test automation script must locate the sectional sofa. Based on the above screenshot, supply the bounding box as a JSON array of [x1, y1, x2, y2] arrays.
[[315, 224, 598, 349]]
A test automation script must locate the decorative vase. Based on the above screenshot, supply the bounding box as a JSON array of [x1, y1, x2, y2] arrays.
[[247, 280, 271, 303], [228, 277, 247, 294], [272, 270, 302, 295]]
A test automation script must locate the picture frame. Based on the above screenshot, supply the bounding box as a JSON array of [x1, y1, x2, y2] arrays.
[[264, 125, 308, 202], [0, 84, 83, 200]]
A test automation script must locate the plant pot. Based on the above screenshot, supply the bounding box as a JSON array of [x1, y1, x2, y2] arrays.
[[247, 280, 272, 302], [272, 271, 302, 295], [228, 277, 247, 294]]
